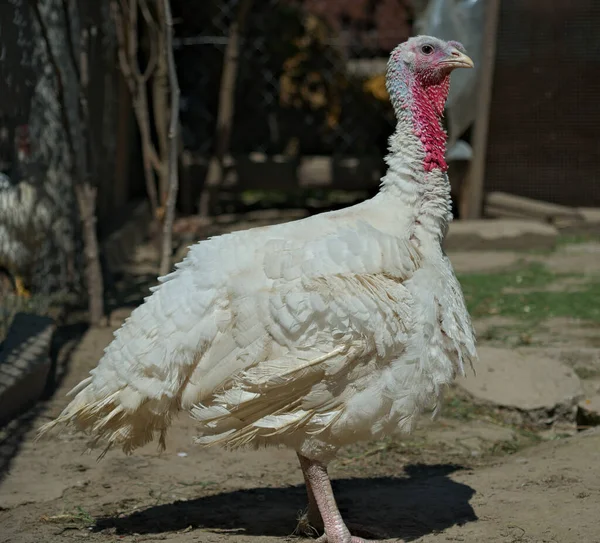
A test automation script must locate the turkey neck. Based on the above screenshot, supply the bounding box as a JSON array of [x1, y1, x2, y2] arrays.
[[379, 70, 453, 245]]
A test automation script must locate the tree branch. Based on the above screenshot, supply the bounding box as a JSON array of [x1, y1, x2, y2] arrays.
[[126, 0, 138, 80], [60, 0, 81, 82], [152, 0, 169, 205], [159, 0, 179, 277], [112, 1, 136, 92], [138, 0, 159, 82], [111, 0, 160, 219]]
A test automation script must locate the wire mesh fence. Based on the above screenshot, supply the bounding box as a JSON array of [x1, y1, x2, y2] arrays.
[[175, 0, 413, 159], [0, 0, 116, 301], [0, 0, 77, 300], [1, 0, 597, 310]]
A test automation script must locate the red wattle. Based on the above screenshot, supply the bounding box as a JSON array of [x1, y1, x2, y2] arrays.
[[410, 76, 450, 172]]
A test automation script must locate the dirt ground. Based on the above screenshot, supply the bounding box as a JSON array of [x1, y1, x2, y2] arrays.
[[1, 236, 600, 543]]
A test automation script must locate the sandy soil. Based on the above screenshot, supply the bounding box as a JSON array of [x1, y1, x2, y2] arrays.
[[1, 240, 600, 543]]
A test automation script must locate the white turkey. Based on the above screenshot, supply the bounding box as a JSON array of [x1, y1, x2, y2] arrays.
[[41, 36, 477, 543]]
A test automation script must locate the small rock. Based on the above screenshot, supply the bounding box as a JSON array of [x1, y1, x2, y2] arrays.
[[429, 420, 516, 455], [457, 347, 583, 422]]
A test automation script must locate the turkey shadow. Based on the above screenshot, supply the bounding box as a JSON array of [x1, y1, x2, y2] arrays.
[[95, 463, 477, 541]]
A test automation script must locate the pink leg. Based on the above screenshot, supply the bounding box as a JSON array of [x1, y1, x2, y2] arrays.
[[297, 454, 367, 543], [297, 454, 324, 535]]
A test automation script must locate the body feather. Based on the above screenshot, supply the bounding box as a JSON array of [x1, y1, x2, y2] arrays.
[[40, 35, 478, 464], [41, 190, 476, 461]]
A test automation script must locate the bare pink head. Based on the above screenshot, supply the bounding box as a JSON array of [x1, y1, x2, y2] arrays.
[[386, 36, 474, 172]]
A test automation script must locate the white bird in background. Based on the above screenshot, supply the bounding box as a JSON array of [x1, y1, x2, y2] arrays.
[[0, 125, 53, 297], [41, 36, 477, 542]]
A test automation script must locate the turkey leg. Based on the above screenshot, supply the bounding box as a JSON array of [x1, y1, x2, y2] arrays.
[[297, 454, 367, 543], [297, 454, 324, 535]]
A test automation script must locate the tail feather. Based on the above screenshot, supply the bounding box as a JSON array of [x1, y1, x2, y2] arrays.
[[37, 268, 209, 454]]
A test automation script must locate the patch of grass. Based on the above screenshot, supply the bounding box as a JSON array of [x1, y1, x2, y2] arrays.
[[525, 233, 600, 255], [573, 366, 600, 380], [444, 397, 543, 457], [458, 262, 600, 323], [479, 323, 539, 346], [488, 426, 542, 457], [41, 506, 95, 526], [442, 394, 511, 424], [556, 232, 600, 247], [443, 396, 480, 421]]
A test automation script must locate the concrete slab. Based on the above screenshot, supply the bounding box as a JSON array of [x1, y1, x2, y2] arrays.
[[457, 346, 583, 425]]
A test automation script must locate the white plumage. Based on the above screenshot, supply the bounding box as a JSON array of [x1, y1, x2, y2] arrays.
[[0, 124, 54, 294], [0, 172, 53, 285], [47, 191, 475, 459], [42, 35, 477, 541], [44, 38, 477, 462]]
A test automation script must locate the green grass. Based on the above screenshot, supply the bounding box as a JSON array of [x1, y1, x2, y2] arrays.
[[573, 366, 600, 380], [478, 323, 538, 346], [522, 232, 600, 255], [41, 506, 95, 526], [556, 232, 600, 247], [458, 262, 600, 323]]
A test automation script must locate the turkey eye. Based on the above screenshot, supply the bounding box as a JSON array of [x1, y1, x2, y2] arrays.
[[421, 44, 434, 55]]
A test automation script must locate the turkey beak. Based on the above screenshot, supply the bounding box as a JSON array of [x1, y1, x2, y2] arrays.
[[441, 48, 474, 70]]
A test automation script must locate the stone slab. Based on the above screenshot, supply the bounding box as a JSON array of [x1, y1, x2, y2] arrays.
[[457, 346, 583, 416]]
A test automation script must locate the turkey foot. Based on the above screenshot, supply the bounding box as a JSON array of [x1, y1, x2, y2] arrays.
[[297, 499, 387, 540], [297, 454, 387, 543]]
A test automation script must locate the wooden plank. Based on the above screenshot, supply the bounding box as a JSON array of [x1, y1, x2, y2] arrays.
[[459, 0, 501, 219], [0, 314, 55, 426], [485, 191, 584, 222], [180, 153, 387, 201]]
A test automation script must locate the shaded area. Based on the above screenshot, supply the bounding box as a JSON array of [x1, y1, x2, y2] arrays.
[[95, 464, 476, 541], [104, 271, 159, 316], [0, 253, 161, 487], [0, 317, 87, 485]]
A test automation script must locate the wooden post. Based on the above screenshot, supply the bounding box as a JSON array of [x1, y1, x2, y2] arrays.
[[198, 0, 253, 217], [459, 0, 501, 219]]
